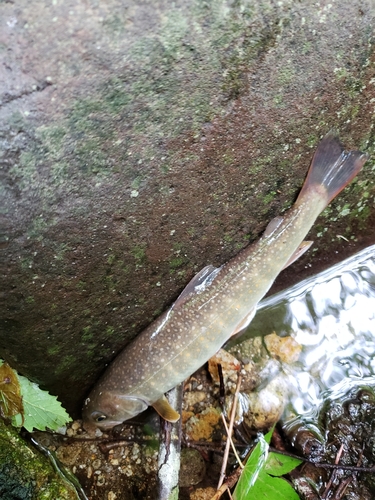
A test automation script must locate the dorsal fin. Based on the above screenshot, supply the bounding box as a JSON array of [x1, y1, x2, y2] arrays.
[[174, 265, 220, 308], [263, 216, 284, 237]]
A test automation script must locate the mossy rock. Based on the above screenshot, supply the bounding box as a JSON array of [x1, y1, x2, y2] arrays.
[[0, 420, 78, 500]]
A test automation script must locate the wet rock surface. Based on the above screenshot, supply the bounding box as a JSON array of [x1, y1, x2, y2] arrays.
[[1, 0, 375, 415], [0, 419, 79, 499], [288, 387, 375, 500]]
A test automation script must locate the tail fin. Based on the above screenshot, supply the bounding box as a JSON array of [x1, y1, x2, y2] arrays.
[[297, 131, 368, 205]]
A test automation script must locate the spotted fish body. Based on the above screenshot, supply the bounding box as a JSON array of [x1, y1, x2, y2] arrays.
[[83, 133, 367, 430]]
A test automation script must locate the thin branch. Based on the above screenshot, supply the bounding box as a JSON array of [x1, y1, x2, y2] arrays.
[[217, 374, 242, 490], [221, 414, 244, 468]]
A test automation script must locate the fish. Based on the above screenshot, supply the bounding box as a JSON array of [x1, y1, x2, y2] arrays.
[[82, 132, 368, 431]]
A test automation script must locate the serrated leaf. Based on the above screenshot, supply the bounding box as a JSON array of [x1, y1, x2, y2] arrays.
[[0, 363, 23, 418], [17, 375, 71, 432], [265, 452, 303, 476]]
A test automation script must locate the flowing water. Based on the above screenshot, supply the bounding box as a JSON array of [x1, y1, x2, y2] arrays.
[[241, 244, 375, 420]]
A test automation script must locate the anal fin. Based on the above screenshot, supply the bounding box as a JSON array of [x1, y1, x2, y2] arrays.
[[152, 395, 180, 423], [231, 307, 257, 337], [282, 241, 313, 270]]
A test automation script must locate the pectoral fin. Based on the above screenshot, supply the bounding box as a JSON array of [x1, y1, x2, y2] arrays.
[[152, 395, 180, 422]]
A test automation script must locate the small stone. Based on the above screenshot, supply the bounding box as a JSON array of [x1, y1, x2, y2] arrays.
[[229, 374, 292, 430], [184, 391, 206, 407], [179, 448, 206, 487], [71, 421, 81, 431], [185, 407, 222, 441], [264, 332, 302, 363], [97, 474, 106, 486], [92, 459, 101, 469], [189, 487, 217, 500], [87, 465, 93, 478], [208, 349, 241, 387]]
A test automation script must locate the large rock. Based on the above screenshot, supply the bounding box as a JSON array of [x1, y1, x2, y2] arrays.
[[0, 420, 79, 499], [1, 0, 374, 416]]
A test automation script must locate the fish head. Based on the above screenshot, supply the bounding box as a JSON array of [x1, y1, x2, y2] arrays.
[[82, 390, 148, 431]]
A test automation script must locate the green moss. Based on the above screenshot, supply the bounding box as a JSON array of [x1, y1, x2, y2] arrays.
[[53, 243, 69, 261], [277, 65, 295, 86], [76, 280, 87, 291], [105, 326, 115, 336], [262, 191, 277, 205], [20, 257, 33, 270], [301, 41, 312, 54], [37, 125, 67, 153], [273, 94, 284, 107], [107, 254, 116, 265], [8, 111, 28, 131], [131, 176, 143, 189], [160, 164, 171, 174], [131, 245, 147, 263], [103, 78, 132, 112], [169, 256, 186, 269], [306, 135, 319, 148], [55, 355, 76, 376], [82, 326, 93, 342], [47, 345, 61, 356]]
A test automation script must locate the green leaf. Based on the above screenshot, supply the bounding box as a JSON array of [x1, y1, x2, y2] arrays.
[[265, 452, 303, 476], [15, 375, 71, 432], [0, 360, 71, 432], [233, 431, 302, 500], [242, 471, 301, 499], [264, 428, 274, 444], [233, 434, 269, 499]]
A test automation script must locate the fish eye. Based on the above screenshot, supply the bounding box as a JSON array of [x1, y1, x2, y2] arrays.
[[93, 413, 107, 422]]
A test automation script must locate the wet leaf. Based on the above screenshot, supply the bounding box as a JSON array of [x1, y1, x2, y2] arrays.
[[0, 363, 23, 418], [265, 452, 302, 477], [233, 430, 301, 500], [233, 434, 269, 499]]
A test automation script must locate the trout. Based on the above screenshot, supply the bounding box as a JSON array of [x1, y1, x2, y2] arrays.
[[82, 132, 367, 430]]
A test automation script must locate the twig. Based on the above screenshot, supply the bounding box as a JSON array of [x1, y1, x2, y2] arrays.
[[98, 439, 135, 454], [210, 466, 242, 500], [322, 443, 344, 499], [221, 414, 244, 468], [217, 374, 242, 490], [218, 363, 225, 407]]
